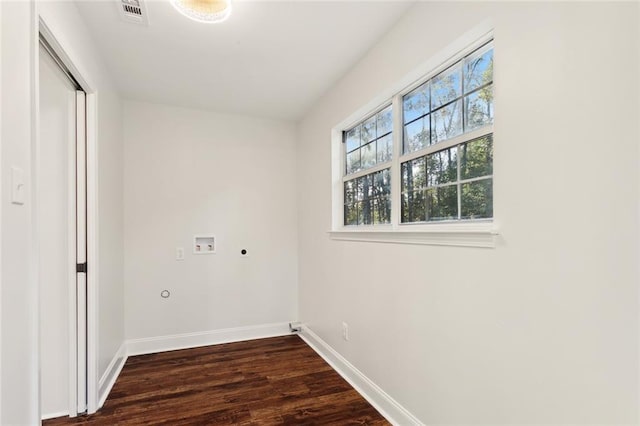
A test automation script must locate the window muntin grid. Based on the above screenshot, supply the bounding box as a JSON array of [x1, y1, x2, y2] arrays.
[[402, 42, 493, 155], [401, 135, 493, 223], [344, 105, 393, 176]]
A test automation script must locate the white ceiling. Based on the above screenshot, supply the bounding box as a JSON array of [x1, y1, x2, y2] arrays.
[[75, 1, 412, 121]]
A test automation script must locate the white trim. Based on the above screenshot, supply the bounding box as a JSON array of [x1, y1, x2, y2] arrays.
[[41, 410, 70, 421], [38, 19, 94, 93], [0, 2, 3, 419], [343, 161, 391, 182], [391, 93, 402, 227], [398, 125, 493, 164], [637, 3, 640, 422], [86, 91, 99, 414], [30, 1, 41, 422], [329, 221, 497, 248], [638, 5, 640, 424], [299, 325, 423, 426], [98, 343, 127, 409], [126, 322, 293, 356]]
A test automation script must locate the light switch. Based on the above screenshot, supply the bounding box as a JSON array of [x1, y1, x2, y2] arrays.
[[176, 247, 185, 261], [11, 167, 25, 205]]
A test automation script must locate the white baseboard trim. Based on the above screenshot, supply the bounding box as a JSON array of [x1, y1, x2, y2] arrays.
[[42, 410, 69, 421], [126, 322, 293, 357], [299, 325, 423, 426], [98, 342, 128, 409]]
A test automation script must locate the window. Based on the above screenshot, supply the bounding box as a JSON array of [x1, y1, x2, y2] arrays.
[[343, 106, 393, 225], [401, 42, 493, 223], [339, 39, 494, 233]]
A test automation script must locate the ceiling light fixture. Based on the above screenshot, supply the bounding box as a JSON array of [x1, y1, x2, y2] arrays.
[[169, 0, 232, 24]]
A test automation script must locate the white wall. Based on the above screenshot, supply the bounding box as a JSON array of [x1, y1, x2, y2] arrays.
[[38, 1, 126, 392], [123, 101, 298, 341], [297, 2, 639, 424], [0, 2, 39, 424]]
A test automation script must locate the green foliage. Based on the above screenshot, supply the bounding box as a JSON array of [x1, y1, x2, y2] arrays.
[[461, 136, 493, 179], [427, 186, 457, 221], [344, 169, 391, 225], [460, 135, 493, 219], [461, 179, 493, 219]]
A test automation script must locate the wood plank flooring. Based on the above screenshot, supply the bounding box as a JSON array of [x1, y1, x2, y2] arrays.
[[44, 335, 389, 425]]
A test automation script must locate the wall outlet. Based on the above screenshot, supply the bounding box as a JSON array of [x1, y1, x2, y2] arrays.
[[342, 322, 349, 341], [176, 247, 185, 261]]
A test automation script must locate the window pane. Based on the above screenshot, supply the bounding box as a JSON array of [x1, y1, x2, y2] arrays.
[[402, 190, 426, 223], [361, 142, 376, 170], [464, 47, 493, 93], [376, 105, 393, 137], [361, 199, 374, 225], [432, 100, 462, 144], [431, 64, 462, 110], [403, 82, 429, 124], [373, 169, 391, 198], [345, 125, 361, 152], [427, 147, 458, 186], [401, 157, 426, 192], [344, 203, 359, 226], [354, 176, 365, 200], [373, 198, 391, 224], [460, 135, 493, 180], [461, 179, 493, 219], [346, 149, 360, 174], [464, 85, 493, 131], [362, 115, 376, 144], [404, 115, 430, 153], [376, 133, 392, 163], [427, 186, 458, 221], [344, 180, 356, 204], [360, 174, 374, 200]]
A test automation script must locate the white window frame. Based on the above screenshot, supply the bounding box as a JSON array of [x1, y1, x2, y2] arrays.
[[342, 105, 393, 226], [330, 25, 497, 248]]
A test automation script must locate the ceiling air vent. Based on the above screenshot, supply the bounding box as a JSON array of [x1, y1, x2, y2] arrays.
[[118, 0, 149, 25]]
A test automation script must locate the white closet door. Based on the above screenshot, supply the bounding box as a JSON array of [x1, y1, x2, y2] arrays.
[[39, 42, 88, 419]]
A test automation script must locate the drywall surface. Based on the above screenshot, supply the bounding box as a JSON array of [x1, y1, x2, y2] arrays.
[[123, 101, 298, 340], [296, 2, 639, 424], [0, 2, 39, 424], [39, 0, 125, 388]]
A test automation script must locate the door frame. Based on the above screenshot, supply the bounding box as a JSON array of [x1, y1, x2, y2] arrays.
[[36, 17, 99, 417]]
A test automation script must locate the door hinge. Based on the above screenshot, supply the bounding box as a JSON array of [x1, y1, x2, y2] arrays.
[[76, 262, 87, 273]]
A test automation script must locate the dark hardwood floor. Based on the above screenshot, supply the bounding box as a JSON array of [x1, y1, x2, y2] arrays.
[[44, 335, 389, 425]]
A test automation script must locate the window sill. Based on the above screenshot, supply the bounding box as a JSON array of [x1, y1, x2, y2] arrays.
[[328, 222, 498, 248]]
